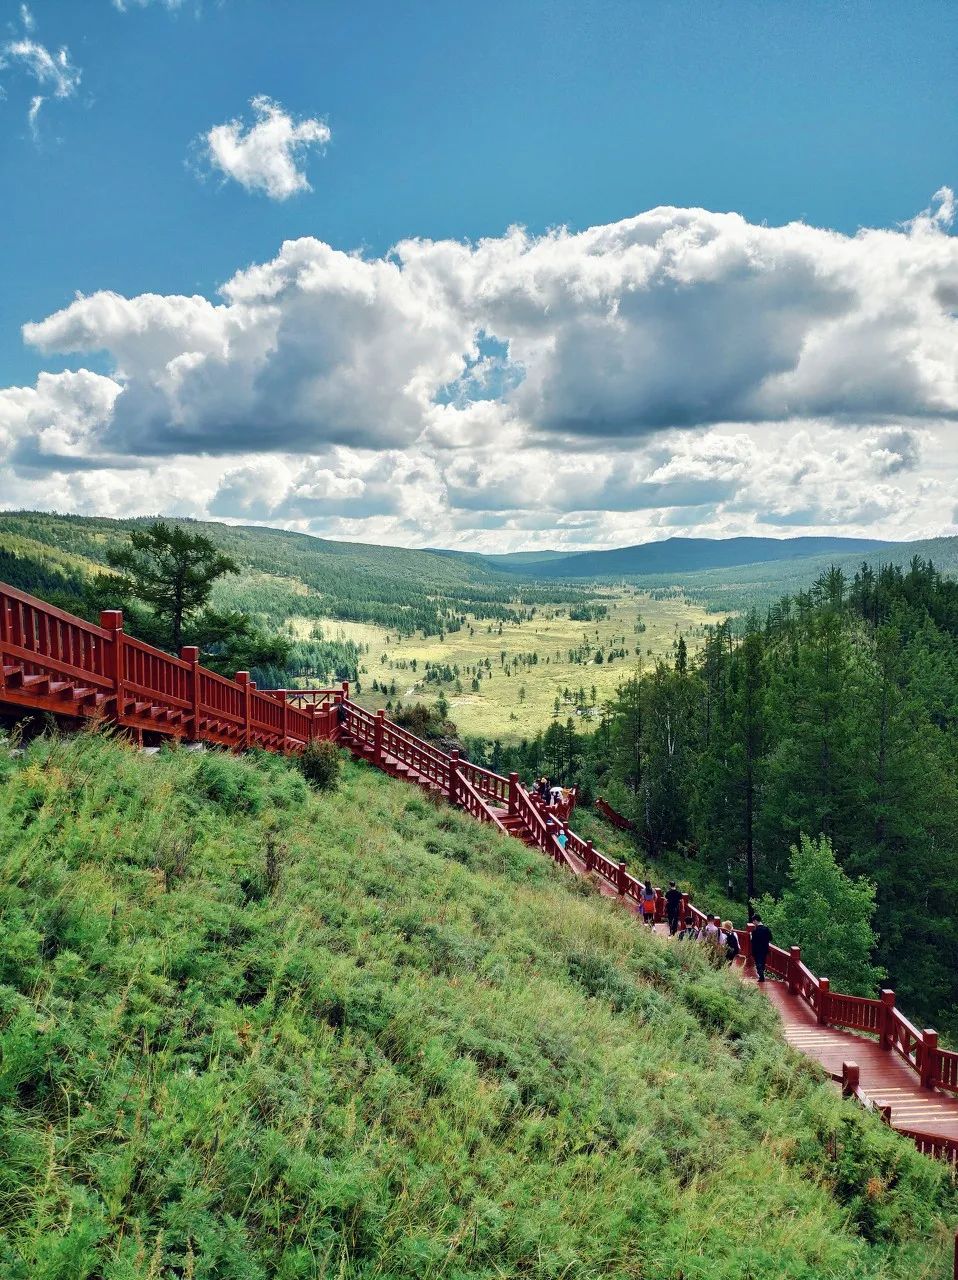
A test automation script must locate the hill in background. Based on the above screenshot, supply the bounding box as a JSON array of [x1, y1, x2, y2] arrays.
[[485, 535, 901, 578], [0, 731, 953, 1277], [1, 509, 955, 637]]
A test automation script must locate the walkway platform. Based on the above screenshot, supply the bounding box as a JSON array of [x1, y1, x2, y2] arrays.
[[752, 972, 958, 1141]]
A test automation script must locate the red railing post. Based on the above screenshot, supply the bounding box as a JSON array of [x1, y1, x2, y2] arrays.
[[448, 748, 460, 804], [920, 1029, 939, 1090], [341, 680, 350, 701], [617, 860, 628, 895], [841, 1061, 860, 1098], [100, 610, 125, 723], [787, 946, 801, 995], [817, 978, 831, 1026], [307, 702, 318, 741], [879, 989, 896, 1051], [584, 839, 594, 872], [276, 688, 289, 753], [180, 645, 200, 740], [508, 771, 519, 817], [236, 671, 251, 750], [374, 709, 385, 765], [0, 589, 9, 697], [680, 892, 690, 930]]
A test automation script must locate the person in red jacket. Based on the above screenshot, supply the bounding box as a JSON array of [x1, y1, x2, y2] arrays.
[[640, 880, 657, 928]]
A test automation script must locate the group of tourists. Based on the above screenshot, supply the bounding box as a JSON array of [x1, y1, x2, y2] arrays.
[[643, 877, 774, 976], [676, 908, 742, 965], [534, 776, 573, 814]]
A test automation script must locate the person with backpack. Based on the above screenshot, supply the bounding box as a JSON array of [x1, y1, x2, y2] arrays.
[[664, 880, 682, 935], [640, 880, 657, 928], [751, 914, 772, 982], [723, 921, 741, 964]]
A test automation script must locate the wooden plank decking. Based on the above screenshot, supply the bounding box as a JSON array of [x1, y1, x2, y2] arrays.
[[749, 970, 958, 1141]]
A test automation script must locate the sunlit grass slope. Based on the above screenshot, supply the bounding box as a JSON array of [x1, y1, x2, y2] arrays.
[[0, 732, 954, 1279]]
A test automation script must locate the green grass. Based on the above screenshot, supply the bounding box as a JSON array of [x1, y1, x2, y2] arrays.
[[0, 730, 954, 1278], [305, 588, 717, 743]]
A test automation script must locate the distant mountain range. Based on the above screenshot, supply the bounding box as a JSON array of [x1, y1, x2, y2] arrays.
[[444, 535, 903, 579]]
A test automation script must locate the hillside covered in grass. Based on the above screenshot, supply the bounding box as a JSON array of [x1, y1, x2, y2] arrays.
[[0, 733, 955, 1278], [0, 510, 588, 639]]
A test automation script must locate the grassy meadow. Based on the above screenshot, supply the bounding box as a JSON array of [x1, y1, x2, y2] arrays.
[[291, 589, 719, 741], [0, 729, 955, 1278]]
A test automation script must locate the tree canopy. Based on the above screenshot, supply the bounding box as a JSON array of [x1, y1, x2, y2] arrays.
[[108, 521, 238, 649]]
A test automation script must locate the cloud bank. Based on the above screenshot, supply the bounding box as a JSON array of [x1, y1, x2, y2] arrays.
[[5, 195, 958, 550]]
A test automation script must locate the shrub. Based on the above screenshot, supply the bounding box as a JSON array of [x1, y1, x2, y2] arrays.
[[297, 738, 341, 791]]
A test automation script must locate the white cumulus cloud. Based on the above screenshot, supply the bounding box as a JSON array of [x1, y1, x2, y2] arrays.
[[6, 194, 958, 549], [200, 95, 331, 200]]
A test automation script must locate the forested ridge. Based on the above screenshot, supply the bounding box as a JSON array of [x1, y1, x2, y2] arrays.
[[470, 559, 958, 1036], [0, 511, 589, 639]]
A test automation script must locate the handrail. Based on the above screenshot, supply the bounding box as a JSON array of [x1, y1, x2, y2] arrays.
[[1, 577, 956, 1124], [595, 796, 635, 831], [455, 769, 508, 834], [458, 758, 510, 806]]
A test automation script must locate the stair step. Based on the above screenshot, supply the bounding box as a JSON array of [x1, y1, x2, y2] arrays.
[[66, 686, 97, 703]]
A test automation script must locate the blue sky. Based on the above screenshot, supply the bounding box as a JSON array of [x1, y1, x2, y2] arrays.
[[1, 0, 957, 549]]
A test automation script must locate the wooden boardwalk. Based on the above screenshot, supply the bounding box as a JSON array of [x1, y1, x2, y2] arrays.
[[749, 971, 958, 1142]]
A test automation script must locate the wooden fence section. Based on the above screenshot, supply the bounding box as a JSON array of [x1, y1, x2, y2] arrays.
[[595, 797, 635, 831], [2, 578, 958, 1160]]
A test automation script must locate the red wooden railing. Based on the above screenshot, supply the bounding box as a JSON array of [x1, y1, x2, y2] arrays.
[[595, 796, 635, 832], [2, 578, 957, 1158]]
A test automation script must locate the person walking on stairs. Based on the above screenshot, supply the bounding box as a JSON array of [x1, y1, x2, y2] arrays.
[[641, 880, 657, 928], [664, 881, 682, 935], [722, 921, 741, 964], [751, 914, 772, 982]]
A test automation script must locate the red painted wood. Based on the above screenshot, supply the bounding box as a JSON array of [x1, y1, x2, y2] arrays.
[[758, 975, 958, 1146]]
